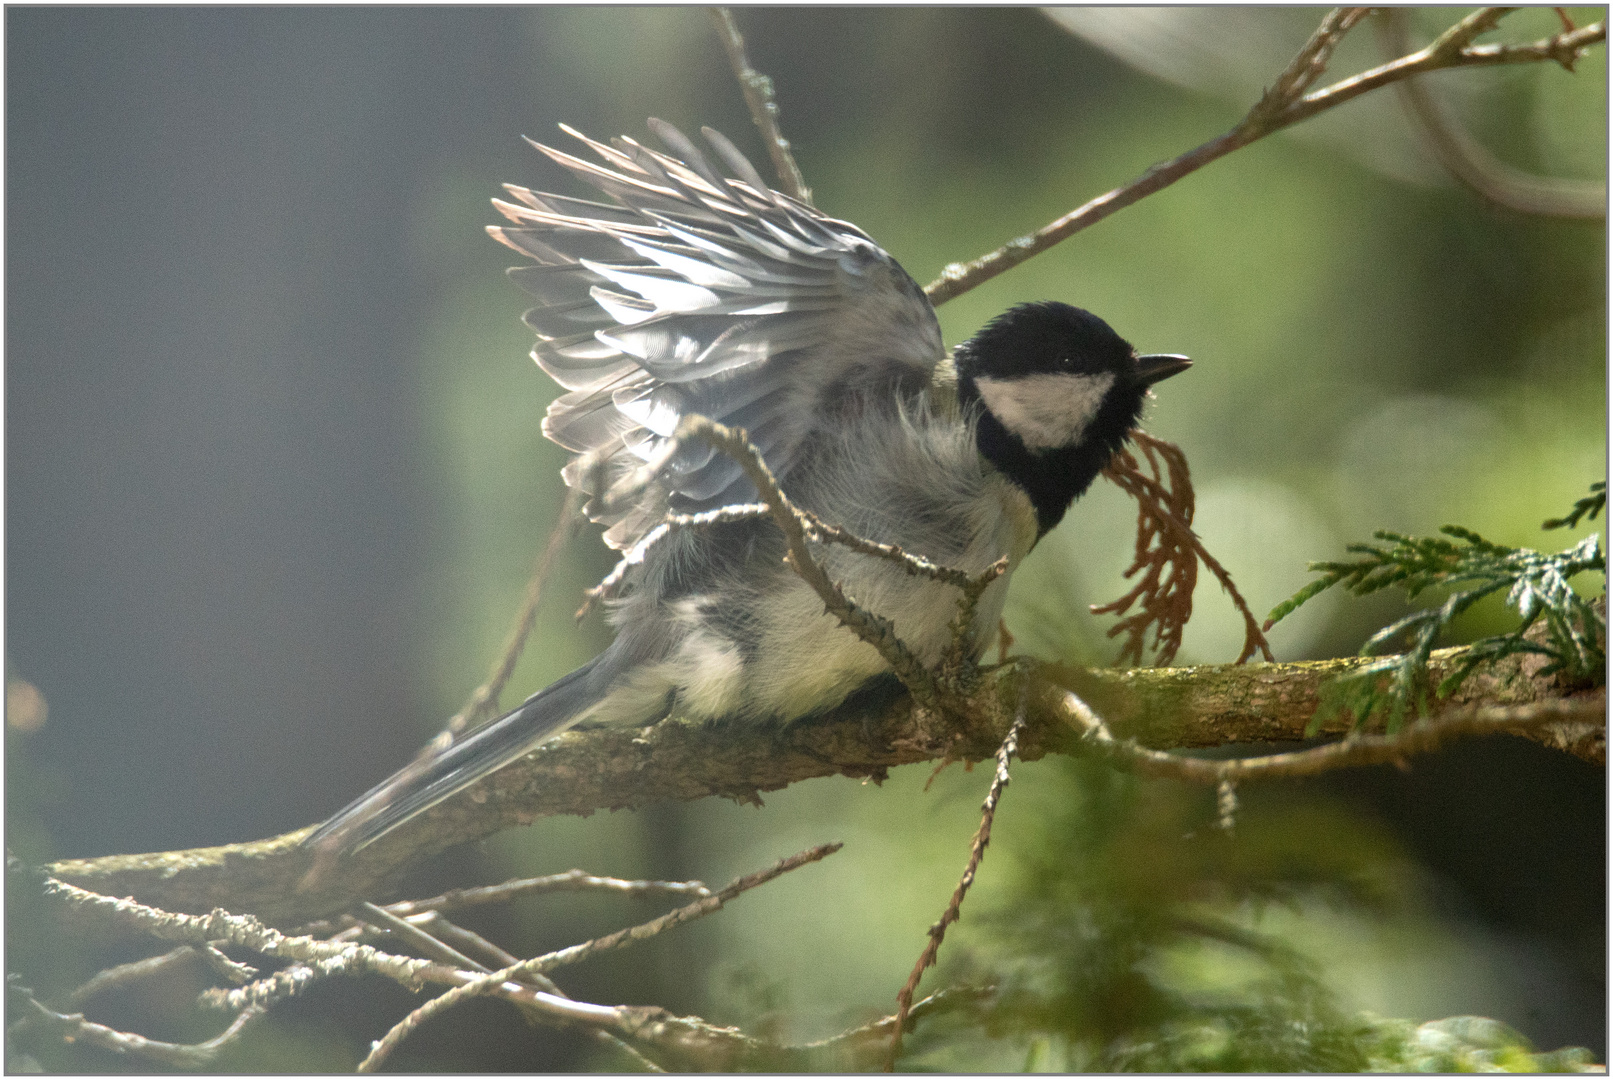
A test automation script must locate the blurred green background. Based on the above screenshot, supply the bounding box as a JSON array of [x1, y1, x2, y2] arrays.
[[6, 7, 1604, 1071]]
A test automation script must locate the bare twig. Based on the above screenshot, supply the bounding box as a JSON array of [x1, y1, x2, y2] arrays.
[[1062, 687, 1605, 785], [359, 842, 841, 1071], [358, 901, 487, 973], [1216, 778, 1239, 832], [805, 517, 981, 590], [887, 686, 1029, 1070], [1378, 9, 1606, 218], [791, 986, 995, 1069], [942, 558, 1013, 679], [360, 904, 665, 1071], [925, 7, 1606, 305], [1255, 6, 1376, 118], [434, 486, 583, 745], [33, 864, 717, 1072], [579, 504, 769, 620], [33, 875, 451, 1012], [580, 495, 1005, 639], [383, 868, 713, 918], [63, 946, 198, 1006], [799, 507, 1010, 680], [527, 843, 840, 976], [198, 943, 259, 984], [410, 912, 521, 970], [708, 7, 812, 204], [14, 994, 264, 1069]]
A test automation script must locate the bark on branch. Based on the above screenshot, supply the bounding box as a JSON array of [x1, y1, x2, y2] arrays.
[[44, 644, 1602, 927]]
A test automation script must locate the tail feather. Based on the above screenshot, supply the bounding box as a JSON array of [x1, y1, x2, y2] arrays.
[[304, 655, 611, 854]]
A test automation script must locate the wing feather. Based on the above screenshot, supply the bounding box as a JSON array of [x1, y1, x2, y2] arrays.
[[496, 120, 944, 549]]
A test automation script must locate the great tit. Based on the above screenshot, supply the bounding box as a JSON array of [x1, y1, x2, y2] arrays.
[[306, 120, 1190, 855]]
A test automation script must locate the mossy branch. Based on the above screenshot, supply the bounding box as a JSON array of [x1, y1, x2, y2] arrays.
[[1269, 484, 1606, 734], [42, 641, 1601, 928]]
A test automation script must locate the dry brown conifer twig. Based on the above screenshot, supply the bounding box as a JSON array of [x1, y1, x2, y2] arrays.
[[1097, 431, 1274, 666]]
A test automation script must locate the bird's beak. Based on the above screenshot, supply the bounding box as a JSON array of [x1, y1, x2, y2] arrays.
[[1135, 353, 1192, 385]]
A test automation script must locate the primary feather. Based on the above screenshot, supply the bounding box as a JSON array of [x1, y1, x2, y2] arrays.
[[489, 119, 945, 550]]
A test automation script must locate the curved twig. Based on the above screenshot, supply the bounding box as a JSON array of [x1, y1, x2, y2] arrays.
[[925, 8, 1605, 305], [887, 679, 1029, 1070], [358, 842, 841, 1071], [1378, 9, 1605, 219]]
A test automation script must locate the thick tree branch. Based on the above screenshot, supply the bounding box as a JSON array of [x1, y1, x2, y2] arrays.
[[43, 642, 1600, 927]]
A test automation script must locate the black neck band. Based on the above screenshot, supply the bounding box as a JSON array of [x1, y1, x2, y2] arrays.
[[969, 399, 1116, 538]]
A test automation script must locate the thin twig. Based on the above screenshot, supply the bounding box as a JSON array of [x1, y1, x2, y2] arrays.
[[786, 505, 1011, 677], [886, 685, 1029, 1070], [942, 558, 1013, 679], [411, 912, 521, 970], [358, 842, 841, 1071], [32, 867, 681, 1072], [1256, 6, 1376, 117], [1378, 9, 1605, 218], [33, 876, 450, 1012], [581, 494, 997, 620], [434, 486, 583, 745], [383, 868, 713, 918], [527, 843, 840, 976], [790, 986, 995, 1069], [1216, 778, 1239, 832], [359, 901, 488, 974], [1062, 688, 1605, 784], [925, 8, 1605, 305], [63, 946, 198, 1006], [578, 504, 769, 620], [15, 995, 264, 1069], [364, 905, 666, 1072], [1275, 15, 1604, 121], [805, 517, 978, 590], [708, 7, 812, 204]]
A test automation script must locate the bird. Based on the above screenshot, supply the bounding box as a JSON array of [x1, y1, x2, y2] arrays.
[[304, 119, 1190, 856]]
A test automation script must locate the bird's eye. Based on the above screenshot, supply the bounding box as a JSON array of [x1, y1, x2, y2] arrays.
[[1057, 355, 1075, 370]]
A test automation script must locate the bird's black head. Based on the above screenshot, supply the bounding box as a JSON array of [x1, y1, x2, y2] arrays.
[[955, 301, 1190, 536]]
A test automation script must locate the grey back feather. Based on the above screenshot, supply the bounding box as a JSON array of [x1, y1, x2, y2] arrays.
[[489, 121, 945, 550]]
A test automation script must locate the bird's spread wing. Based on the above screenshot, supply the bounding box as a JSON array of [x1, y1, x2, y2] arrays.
[[489, 119, 945, 550]]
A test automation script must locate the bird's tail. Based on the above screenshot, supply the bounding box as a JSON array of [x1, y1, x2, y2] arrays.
[[303, 652, 615, 856]]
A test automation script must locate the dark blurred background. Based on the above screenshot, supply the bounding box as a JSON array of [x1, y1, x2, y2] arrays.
[[6, 7, 1604, 1071]]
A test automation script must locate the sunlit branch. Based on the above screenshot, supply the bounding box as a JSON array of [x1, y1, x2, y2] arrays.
[[924, 7, 1605, 305]]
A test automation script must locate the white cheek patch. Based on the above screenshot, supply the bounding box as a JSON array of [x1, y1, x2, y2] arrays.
[[974, 372, 1116, 451]]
